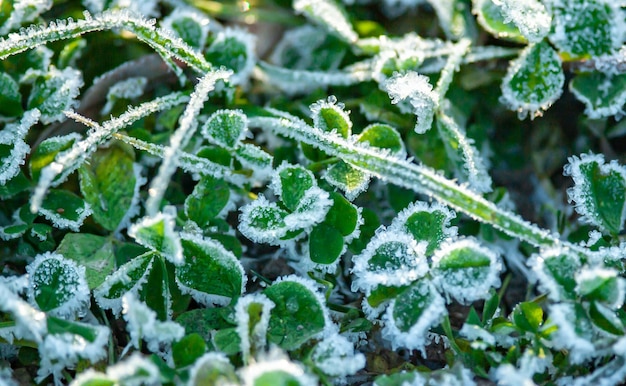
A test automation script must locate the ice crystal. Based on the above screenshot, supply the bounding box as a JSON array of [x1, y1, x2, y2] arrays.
[[383, 71, 438, 134], [0, 0, 53, 35], [0, 109, 40, 185], [493, 0, 551, 43], [311, 333, 366, 378]]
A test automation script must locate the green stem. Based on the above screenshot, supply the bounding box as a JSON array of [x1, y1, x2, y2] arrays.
[[250, 113, 584, 252]]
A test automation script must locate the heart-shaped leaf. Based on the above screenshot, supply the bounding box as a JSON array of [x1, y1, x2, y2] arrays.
[[39, 189, 92, 231], [530, 247, 581, 301], [201, 109, 248, 150], [56, 233, 116, 289], [324, 160, 370, 201], [309, 96, 352, 138], [185, 176, 231, 227], [128, 210, 183, 265], [570, 71, 626, 119]]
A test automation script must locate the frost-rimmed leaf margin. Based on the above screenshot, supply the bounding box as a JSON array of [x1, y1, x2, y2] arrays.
[[563, 152, 626, 235], [238, 347, 318, 386], [0, 109, 40, 185], [311, 333, 366, 378], [128, 209, 183, 266], [235, 293, 275, 364]]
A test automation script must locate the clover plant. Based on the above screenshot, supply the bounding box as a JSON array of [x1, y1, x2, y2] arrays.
[[2, 0, 626, 385]]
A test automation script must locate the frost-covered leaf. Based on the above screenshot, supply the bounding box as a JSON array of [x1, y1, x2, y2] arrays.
[[310, 96, 352, 138], [324, 192, 362, 240], [272, 163, 315, 211], [57, 38, 86, 69], [374, 364, 476, 386], [122, 293, 185, 354], [26, 66, 83, 124], [293, 0, 358, 44], [576, 267, 625, 309], [549, 0, 625, 58], [589, 300, 624, 335], [26, 252, 89, 318], [235, 294, 275, 363], [233, 143, 273, 177], [500, 41, 564, 119], [202, 109, 248, 150], [530, 247, 581, 301], [238, 195, 290, 244], [101, 76, 147, 115], [491, 0, 551, 42], [29, 133, 80, 183], [356, 123, 405, 156], [324, 161, 370, 201], [512, 301, 543, 333], [188, 352, 239, 386], [352, 231, 429, 293], [56, 233, 116, 289], [564, 153, 626, 235], [425, 0, 469, 40], [185, 176, 231, 227], [382, 279, 447, 351], [205, 27, 255, 86], [570, 71, 626, 119], [128, 210, 183, 265], [0, 0, 52, 35], [270, 25, 346, 71], [285, 186, 333, 230], [312, 333, 366, 378], [0, 72, 23, 117], [389, 201, 457, 256], [473, 0, 526, 42], [71, 354, 161, 386], [94, 252, 175, 320], [175, 233, 246, 306], [79, 142, 137, 231], [549, 303, 598, 363], [431, 238, 502, 304], [39, 189, 92, 231], [0, 109, 39, 185], [383, 71, 438, 134], [161, 8, 210, 50], [264, 276, 330, 350]]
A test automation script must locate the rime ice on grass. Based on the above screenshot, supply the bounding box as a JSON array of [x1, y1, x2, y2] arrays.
[[121, 293, 184, 356], [101, 76, 147, 115], [0, 109, 40, 185], [26, 252, 90, 318], [293, 0, 358, 44], [383, 71, 438, 134], [493, 0, 551, 43], [82, 0, 160, 18]]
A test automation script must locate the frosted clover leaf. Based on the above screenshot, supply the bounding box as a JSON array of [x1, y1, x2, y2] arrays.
[[0, 109, 40, 184], [160, 8, 211, 50], [38, 189, 92, 232], [564, 153, 626, 235], [26, 252, 90, 318], [70, 353, 161, 386], [235, 294, 275, 364], [293, 0, 358, 44], [239, 347, 318, 386], [201, 109, 248, 150], [128, 208, 183, 265], [311, 333, 366, 378], [500, 41, 564, 119], [383, 71, 438, 134], [25, 66, 83, 124], [205, 27, 256, 86], [569, 71, 626, 119], [529, 247, 582, 301], [431, 237, 502, 305], [492, 0, 551, 43]]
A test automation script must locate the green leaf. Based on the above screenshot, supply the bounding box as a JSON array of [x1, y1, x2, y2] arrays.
[[201, 109, 247, 150], [238, 196, 290, 244], [385, 279, 447, 350], [213, 327, 241, 355], [275, 163, 315, 211], [512, 301, 543, 333], [39, 189, 92, 231], [431, 238, 502, 304], [293, 0, 358, 43], [532, 248, 581, 301], [56, 233, 116, 289], [79, 142, 137, 231], [565, 153, 626, 235], [576, 267, 625, 309], [205, 30, 254, 85], [164, 11, 208, 50], [26, 66, 83, 124], [184, 176, 231, 227], [570, 72, 626, 119], [0, 170, 30, 199], [324, 161, 370, 201], [366, 284, 410, 308], [188, 352, 239, 386], [173, 333, 207, 368], [0, 72, 22, 117], [356, 123, 404, 155], [264, 277, 327, 350], [29, 133, 80, 182], [549, 0, 623, 58], [500, 41, 564, 119], [26, 252, 89, 317], [310, 96, 352, 138], [128, 211, 183, 265], [488, 0, 550, 42], [589, 301, 624, 335], [309, 222, 344, 265], [234, 143, 273, 174], [324, 192, 360, 237], [391, 202, 456, 256], [473, 0, 526, 42], [175, 233, 246, 306], [176, 308, 235, 347]]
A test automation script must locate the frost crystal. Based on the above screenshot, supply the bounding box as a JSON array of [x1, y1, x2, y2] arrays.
[[383, 71, 438, 133], [0, 0, 53, 35], [293, 0, 358, 43], [548, 303, 598, 364], [70, 353, 161, 386], [0, 109, 40, 185], [121, 293, 184, 355], [239, 347, 318, 386], [493, 0, 551, 43]]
